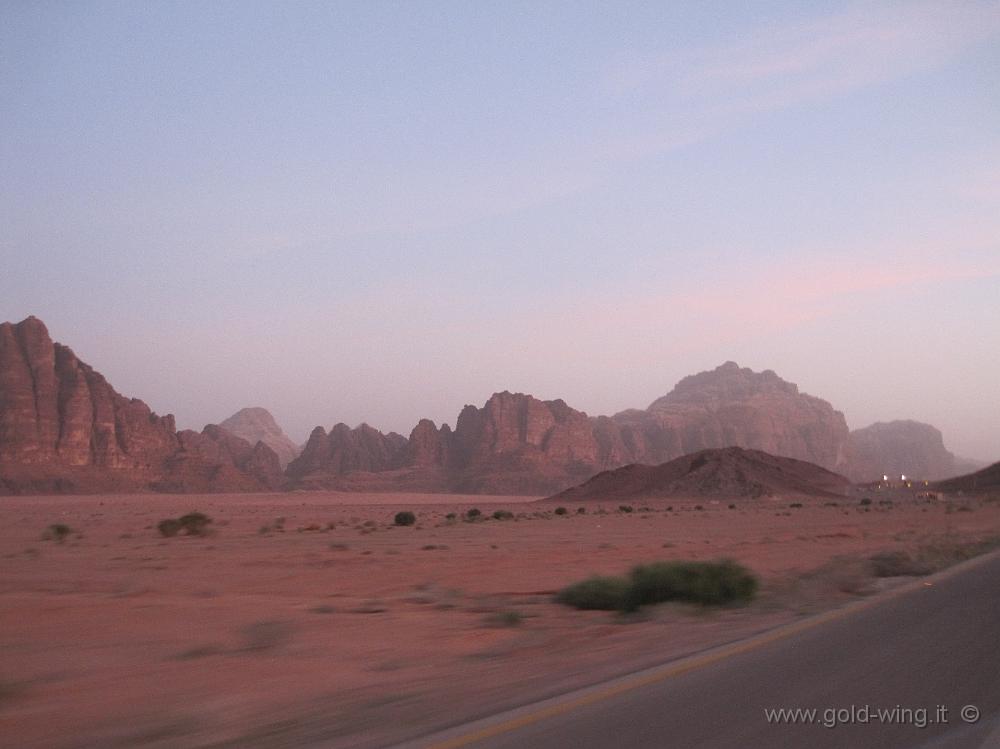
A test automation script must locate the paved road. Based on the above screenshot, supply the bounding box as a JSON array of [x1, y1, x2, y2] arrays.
[[405, 552, 1000, 749]]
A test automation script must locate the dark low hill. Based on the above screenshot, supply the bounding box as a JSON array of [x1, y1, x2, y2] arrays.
[[931, 461, 1000, 495], [547, 446, 852, 502]]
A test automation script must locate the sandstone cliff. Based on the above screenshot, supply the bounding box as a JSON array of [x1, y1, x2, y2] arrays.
[[288, 365, 854, 494], [219, 407, 300, 468], [5, 316, 968, 497], [609, 362, 852, 471], [0, 317, 281, 494]]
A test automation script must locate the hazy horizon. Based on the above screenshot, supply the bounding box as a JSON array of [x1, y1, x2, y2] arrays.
[[3, 2, 999, 461]]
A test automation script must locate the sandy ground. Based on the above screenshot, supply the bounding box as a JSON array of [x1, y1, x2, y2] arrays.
[[2, 490, 998, 748]]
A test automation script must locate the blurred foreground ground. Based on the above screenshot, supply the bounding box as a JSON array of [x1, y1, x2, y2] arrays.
[[1, 491, 998, 748]]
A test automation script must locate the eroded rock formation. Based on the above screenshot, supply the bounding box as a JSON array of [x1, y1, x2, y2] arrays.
[[0, 317, 280, 494], [219, 407, 300, 468]]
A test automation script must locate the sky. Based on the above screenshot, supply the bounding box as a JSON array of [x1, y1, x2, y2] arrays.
[[2, 1, 998, 460]]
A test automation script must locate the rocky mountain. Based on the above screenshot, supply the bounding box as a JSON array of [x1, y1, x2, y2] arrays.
[[286, 393, 605, 494], [846, 420, 959, 482], [0, 316, 281, 494], [607, 362, 852, 471], [219, 407, 300, 468], [4, 316, 971, 496], [287, 422, 407, 479], [547, 447, 852, 502], [289, 364, 854, 494]]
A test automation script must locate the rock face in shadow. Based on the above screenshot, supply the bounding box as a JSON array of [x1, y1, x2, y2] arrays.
[[931, 460, 1000, 495], [0, 317, 281, 494], [547, 447, 852, 502], [220, 407, 300, 468], [846, 420, 958, 481]]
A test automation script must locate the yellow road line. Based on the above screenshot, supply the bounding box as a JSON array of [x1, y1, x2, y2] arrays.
[[422, 550, 999, 749]]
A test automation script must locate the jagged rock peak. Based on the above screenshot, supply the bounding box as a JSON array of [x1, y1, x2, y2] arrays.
[[654, 361, 799, 409], [219, 407, 300, 469]]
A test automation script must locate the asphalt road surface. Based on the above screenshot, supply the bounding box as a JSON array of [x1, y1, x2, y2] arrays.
[[405, 551, 1000, 749]]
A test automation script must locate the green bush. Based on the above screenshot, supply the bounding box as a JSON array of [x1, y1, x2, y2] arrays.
[[43, 523, 72, 543], [466, 508, 482, 519], [178, 512, 212, 536], [554, 506, 568, 515], [869, 550, 932, 577], [551, 560, 763, 613], [789, 502, 803, 509], [622, 560, 757, 612], [484, 610, 524, 627], [159, 512, 212, 537], [555, 576, 631, 610], [492, 509, 514, 520], [394, 511, 416, 526], [157, 518, 183, 537], [618, 505, 634, 513]]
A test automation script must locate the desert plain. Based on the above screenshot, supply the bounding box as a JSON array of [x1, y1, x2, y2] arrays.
[[2, 490, 999, 749]]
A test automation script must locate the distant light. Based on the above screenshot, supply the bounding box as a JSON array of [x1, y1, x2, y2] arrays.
[[901, 474, 907, 481], [883, 475, 888, 481]]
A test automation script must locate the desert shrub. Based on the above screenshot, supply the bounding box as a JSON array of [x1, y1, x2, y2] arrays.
[[394, 511, 416, 527], [492, 509, 514, 520], [555, 576, 631, 610], [444, 512, 457, 520], [915, 536, 1000, 571], [618, 505, 634, 513], [466, 508, 482, 519], [178, 512, 212, 536], [728, 504, 736, 510], [789, 503, 803, 509], [694, 505, 704, 511], [859, 498, 872, 506], [622, 559, 758, 612], [869, 550, 932, 577], [43, 523, 72, 543], [484, 610, 524, 627], [554, 507, 568, 515], [157, 518, 182, 537], [577, 507, 587, 514], [240, 620, 293, 652]]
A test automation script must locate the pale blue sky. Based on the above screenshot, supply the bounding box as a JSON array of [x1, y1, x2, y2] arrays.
[[2, 1, 998, 460]]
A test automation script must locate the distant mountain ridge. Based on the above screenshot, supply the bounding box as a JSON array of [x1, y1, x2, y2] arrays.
[[0, 316, 985, 495], [287, 362, 857, 494]]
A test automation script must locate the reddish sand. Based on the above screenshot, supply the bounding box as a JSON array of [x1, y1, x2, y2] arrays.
[[1, 491, 998, 748]]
